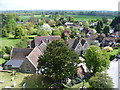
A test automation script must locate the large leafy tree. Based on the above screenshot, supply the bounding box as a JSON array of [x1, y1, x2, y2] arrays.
[[89, 72, 113, 88], [38, 40, 80, 82], [84, 45, 110, 73], [14, 25, 26, 38]]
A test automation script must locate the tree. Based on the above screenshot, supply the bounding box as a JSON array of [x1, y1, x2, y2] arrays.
[[114, 23, 120, 32], [102, 17, 108, 24], [1, 26, 8, 37], [48, 20, 56, 27], [27, 16, 37, 24], [70, 27, 80, 38], [14, 25, 26, 38], [1, 14, 17, 37], [52, 29, 61, 35], [96, 21, 103, 33], [24, 22, 34, 35], [38, 40, 80, 82], [103, 25, 110, 35], [110, 16, 120, 30], [85, 21, 89, 27], [67, 16, 74, 22], [89, 72, 113, 88], [15, 37, 29, 48], [84, 45, 110, 73], [37, 26, 49, 36]]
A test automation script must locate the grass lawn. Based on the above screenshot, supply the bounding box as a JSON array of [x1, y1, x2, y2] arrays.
[[0, 72, 32, 89], [0, 37, 21, 48], [0, 36, 34, 49], [0, 58, 6, 65]]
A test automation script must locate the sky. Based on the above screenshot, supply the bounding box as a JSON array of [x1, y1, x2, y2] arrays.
[[0, 0, 119, 11]]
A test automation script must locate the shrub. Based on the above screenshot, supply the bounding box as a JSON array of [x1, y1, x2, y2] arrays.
[[89, 72, 113, 88]]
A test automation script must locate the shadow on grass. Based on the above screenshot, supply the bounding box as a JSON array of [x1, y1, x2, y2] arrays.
[[20, 74, 54, 88]]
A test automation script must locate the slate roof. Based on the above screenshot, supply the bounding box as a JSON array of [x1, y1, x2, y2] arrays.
[[38, 41, 47, 54], [27, 46, 43, 68], [34, 36, 61, 46], [5, 60, 24, 68], [11, 48, 33, 60], [66, 39, 75, 49]]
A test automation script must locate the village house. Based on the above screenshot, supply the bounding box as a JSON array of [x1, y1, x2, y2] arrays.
[[4, 36, 61, 73], [66, 37, 90, 55], [29, 36, 61, 48], [4, 46, 43, 73], [100, 37, 116, 47]]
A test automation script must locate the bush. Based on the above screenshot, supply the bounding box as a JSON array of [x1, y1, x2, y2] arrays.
[[0, 50, 5, 58], [89, 72, 113, 88]]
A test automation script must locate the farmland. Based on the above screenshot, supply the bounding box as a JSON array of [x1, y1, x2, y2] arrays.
[[20, 14, 115, 21]]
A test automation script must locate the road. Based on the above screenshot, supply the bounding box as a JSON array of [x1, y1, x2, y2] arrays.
[[107, 60, 119, 88]]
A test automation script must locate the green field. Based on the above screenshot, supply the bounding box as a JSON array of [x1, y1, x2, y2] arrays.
[[20, 15, 51, 21], [0, 37, 21, 48], [20, 14, 115, 21], [65, 15, 114, 21]]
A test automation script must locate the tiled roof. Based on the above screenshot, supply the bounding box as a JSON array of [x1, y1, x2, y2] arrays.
[[34, 36, 61, 46], [5, 60, 24, 68], [27, 46, 43, 68], [11, 48, 33, 60], [66, 39, 75, 49], [38, 41, 47, 54]]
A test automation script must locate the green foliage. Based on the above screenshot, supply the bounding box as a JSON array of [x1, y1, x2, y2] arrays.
[[114, 24, 120, 32], [67, 16, 74, 22], [1, 26, 8, 37], [0, 58, 6, 65], [52, 29, 61, 35], [14, 25, 26, 38], [106, 49, 119, 60], [37, 26, 49, 36], [103, 25, 110, 35], [84, 45, 110, 73], [22, 74, 54, 88], [70, 27, 80, 38], [38, 40, 80, 82], [1, 14, 17, 37], [4, 46, 12, 54], [48, 20, 56, 27], [110, 16, 120, 31], [24, 22, 34, 35], [15, 37, 29, 48], [95, 20, 103, 33], [102, 17, 108, 24], [89, 72, 113, 88]]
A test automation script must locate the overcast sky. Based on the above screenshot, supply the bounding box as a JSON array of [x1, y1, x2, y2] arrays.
[[0, 0, 119, 11]]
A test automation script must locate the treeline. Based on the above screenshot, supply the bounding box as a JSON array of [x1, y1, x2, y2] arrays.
[[0, 10, 118, 17]]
